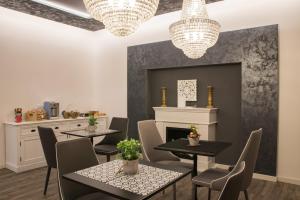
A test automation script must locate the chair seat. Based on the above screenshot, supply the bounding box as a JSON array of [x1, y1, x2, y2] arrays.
[[192, 168, 230, 190], [76, 192, 118, 200], [156, 160, 193, 170], [94, 144, 118, 155]]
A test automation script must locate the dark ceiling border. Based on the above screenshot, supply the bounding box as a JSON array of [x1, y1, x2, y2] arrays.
[[0, 0, 222, 31], [127, 25, 279, 176], [0, 0, 103, 31]]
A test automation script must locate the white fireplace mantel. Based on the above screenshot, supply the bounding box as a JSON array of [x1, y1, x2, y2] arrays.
[[153, 106, 218, 170], [153, 107, 218, 125]]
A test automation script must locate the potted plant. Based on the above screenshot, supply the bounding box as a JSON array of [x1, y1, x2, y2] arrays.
[[188, 125, 200, 146], [117, 139, 141, 175], [87, 115, 98, 132]]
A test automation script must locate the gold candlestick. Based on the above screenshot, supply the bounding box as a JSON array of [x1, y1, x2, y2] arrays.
[[207, 86, 214, 108], [161, 87, 167, 107]]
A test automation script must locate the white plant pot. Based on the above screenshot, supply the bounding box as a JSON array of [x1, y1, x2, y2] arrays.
[[87, 125, 97, 133], [123, 159, 139, 175], [188, 136, 200, 146]]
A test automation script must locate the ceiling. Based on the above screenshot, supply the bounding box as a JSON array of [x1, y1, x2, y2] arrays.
[[0, 0, 222, 31]]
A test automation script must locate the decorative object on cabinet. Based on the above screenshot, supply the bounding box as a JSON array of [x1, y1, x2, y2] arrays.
[[206, 85, 214, 108], [161, 87, 167, 107], [36, 108, 47, 121], [43, 102, 59, 119], [70, 111, 80, 119], [117, 139, 141, 175], [62, 111, 70, 119], [87, 115, 98, 132], [177, 79, 197, 107], [14, 108, 22, 123], [169, 0, 220, 59], [188, 125, 201, 146], [25, 110, 38, 121]]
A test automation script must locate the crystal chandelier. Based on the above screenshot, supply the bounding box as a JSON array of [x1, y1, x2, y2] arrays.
[[83, 0, 160, 37], [169, 0, 220, 59]]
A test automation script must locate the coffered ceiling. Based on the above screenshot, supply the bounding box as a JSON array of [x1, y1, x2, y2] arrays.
[[0, 0, 222, 31]]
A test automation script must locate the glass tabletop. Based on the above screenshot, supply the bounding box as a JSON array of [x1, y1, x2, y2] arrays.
[[61, 129, 120, 138]]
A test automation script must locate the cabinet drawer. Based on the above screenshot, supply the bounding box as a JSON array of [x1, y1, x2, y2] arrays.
[[44, 123, 69, 132], [69, 121, 88, 130], [97, 119, 106, 126], [21, 126, 39, 136]]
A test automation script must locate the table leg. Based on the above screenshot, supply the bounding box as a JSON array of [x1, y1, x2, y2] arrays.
[[192, 154, 198, 177], [173, 183, 176, 200], [90, 137, 93, 145]]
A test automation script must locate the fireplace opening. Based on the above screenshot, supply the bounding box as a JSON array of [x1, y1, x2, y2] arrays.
[[166, 127, 190, 142], [166, 127, 193, 160]]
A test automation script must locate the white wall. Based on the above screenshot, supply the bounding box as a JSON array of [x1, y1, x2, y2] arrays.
[[0, 7, 100, 167], [93, 0, 300, 184]]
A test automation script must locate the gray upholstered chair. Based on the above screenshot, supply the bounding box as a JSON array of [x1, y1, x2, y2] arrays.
[[38, 126, 57, 195], [217, 161, 246, 200], [192, 128, 262, 200], [137, 120, 193, 168], [56, 138, 117, 200], [94, 117, 129, 162]]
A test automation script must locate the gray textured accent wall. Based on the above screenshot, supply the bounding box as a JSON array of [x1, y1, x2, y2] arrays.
[[127, 25, 279, 176]]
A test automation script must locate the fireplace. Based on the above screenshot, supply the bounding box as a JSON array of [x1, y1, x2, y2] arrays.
[[166, 127, 193, 160], [166, 127, 190, 142]]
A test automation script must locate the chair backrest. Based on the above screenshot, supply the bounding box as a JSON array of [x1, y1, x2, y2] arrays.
[[97, 117, 129, 145], [138, 120, 179, 162], [56, 138, 99, 200], [217, 161, 246, 200], [236, 128, 262, 190], [38, 126, 57, 168]]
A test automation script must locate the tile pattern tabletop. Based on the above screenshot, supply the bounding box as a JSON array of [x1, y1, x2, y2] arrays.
[[75, 160, 183, 196]]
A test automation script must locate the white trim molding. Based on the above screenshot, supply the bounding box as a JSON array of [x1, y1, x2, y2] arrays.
[[278, 176, 300, 186]]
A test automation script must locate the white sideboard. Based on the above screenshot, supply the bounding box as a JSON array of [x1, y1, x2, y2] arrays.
[[153, 107, 218, 171], [4, 116, 108, 173]]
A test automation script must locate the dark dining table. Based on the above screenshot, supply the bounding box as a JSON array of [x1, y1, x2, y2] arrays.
[[155, 139, 231, 177], [63, 160, 191, 200], [61, 129, 120, 144]]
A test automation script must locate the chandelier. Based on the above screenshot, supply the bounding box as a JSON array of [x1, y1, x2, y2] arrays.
[[83, 0, 160, 37], [169, 0, 220, 59]]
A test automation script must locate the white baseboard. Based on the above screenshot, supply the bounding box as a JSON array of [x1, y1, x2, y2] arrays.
[[214, 163, 277, 182], [6, 161, 46, 173], [278, 176, 300, 186]]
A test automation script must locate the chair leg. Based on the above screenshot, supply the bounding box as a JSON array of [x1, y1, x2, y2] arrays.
[[208, 188, 211, 200], [43, 167, 51, 195], [244, 190, 249, 200], [173, 183, 176, 200], [106, 155, 110, 162], [192, 184, 198, 200]]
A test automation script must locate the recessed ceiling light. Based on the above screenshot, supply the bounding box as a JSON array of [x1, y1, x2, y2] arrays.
[[31, 0, 91, 19]]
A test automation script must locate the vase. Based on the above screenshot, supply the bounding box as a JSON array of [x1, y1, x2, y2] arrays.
[[87, 125, 97, 132], [123, 159, 139, 175], [188, 136, 200, 146]]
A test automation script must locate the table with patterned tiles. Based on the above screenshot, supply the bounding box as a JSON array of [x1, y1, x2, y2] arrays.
[[75, 160, 183, 196]]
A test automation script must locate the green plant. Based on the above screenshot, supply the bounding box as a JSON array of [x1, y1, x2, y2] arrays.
[[88, 115, 98, 126], [117, 139, 141, 161]]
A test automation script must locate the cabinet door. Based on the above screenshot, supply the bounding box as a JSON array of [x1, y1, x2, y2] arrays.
[[20, 136, 45, 165]]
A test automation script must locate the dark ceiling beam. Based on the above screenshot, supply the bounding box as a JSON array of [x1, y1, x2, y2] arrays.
[[0, 0, 222, 31]]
